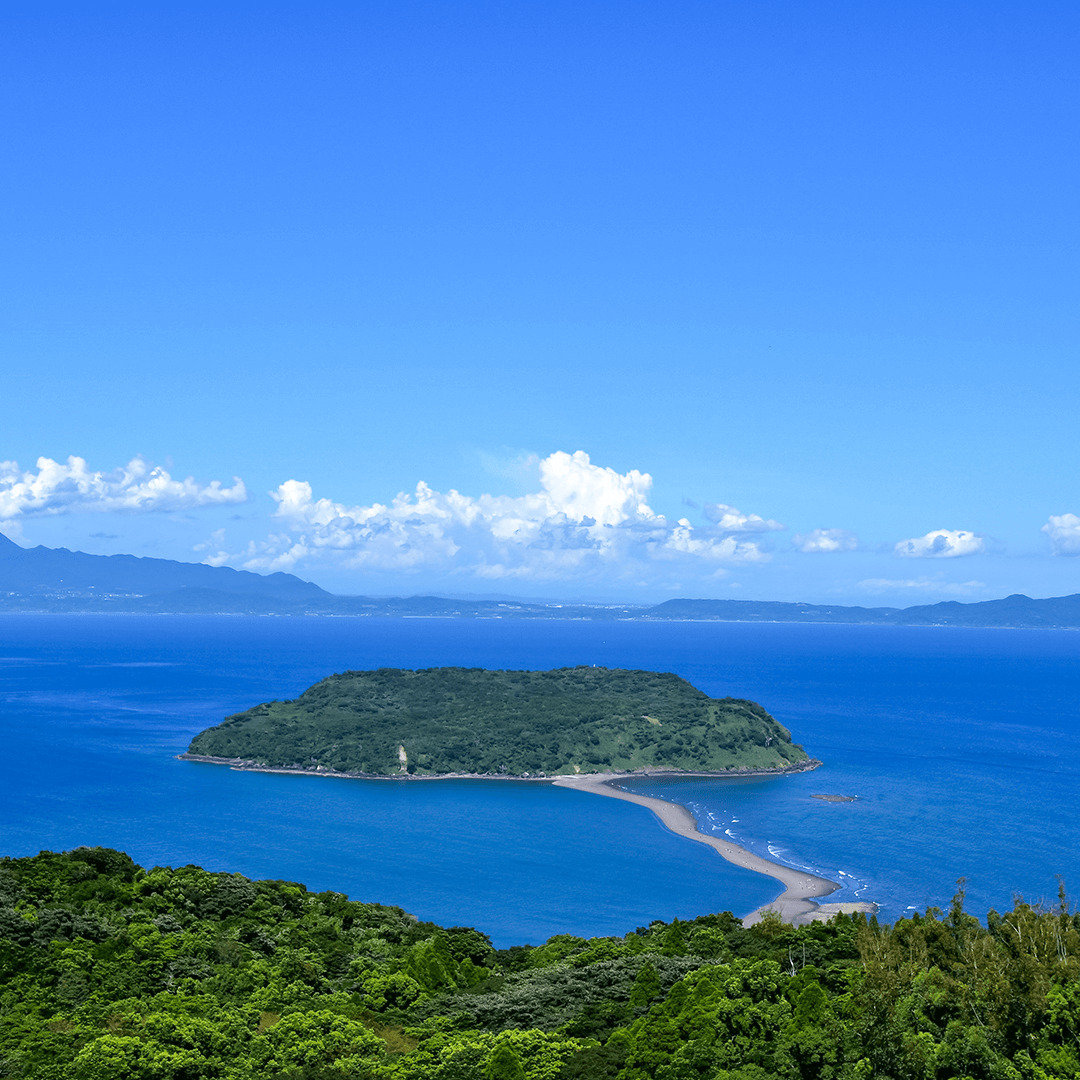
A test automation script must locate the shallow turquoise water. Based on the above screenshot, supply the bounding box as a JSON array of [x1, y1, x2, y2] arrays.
[[1, 615, 1078, 943]]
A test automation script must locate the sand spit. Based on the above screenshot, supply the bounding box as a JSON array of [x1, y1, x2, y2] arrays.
[[553, 773, 876, 926], [180, 753, 874, 925]]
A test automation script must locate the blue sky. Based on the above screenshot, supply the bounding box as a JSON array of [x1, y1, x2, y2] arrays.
[[2, 1, 1078, 604]]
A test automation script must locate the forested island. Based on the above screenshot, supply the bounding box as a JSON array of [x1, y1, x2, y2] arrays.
[[2, 847, 1078, 1079], [185, 667, 809, 778]]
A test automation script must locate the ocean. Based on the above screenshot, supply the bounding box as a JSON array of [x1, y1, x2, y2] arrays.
[[1, 614, 1077, 945]]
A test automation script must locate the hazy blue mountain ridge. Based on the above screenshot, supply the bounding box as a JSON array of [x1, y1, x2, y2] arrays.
[[2, 533, 1080, 625], [642, 593, 1080, 627], [0, 531, 327, 610]]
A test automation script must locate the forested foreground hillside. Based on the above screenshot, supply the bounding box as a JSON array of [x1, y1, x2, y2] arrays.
[[2, 849, 1079, 1079], [187, 667, 808, 776]]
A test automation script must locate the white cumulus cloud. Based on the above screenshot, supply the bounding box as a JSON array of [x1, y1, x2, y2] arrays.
[[859, 576, 986, 596], [0, 456, 246, 519], [1042, 513, 1080, 555], [540, 451, 655, 526], [194, 528, 231, 567], [894, 529, 984, 559], [702, 503, 784, 532], [244, 450, 774, 580], [792, 528, 858, 553]]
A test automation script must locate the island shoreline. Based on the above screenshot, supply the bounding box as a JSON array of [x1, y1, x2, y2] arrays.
[[177, 752, 821, 783], [179, 753, 873, 925]]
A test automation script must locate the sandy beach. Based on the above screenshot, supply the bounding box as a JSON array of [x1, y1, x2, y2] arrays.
[[553, 773, 876, 926]]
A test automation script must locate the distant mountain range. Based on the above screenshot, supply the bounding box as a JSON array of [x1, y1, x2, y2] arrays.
[[0, 532, 613, 617], [641, 595, 1080, 628], [2, 532, 1079, 627], [0, 530, 335, 613]]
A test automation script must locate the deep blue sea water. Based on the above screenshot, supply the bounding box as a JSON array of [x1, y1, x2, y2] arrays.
[[1, 615, 1078, 945]]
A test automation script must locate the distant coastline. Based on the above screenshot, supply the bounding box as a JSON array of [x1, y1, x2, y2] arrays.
[[4, 534, 1080, 626], [178, 752, 869, 924]]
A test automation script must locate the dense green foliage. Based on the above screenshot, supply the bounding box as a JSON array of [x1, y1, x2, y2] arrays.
[[2, 848, 1080, 1079], [187, 667, 807, 776]]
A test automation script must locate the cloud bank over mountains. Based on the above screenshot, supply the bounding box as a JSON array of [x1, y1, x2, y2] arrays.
[[858, 575, 986, 596], [245, 450, 775, 582], [5, 448, 1079, 601], [0, 456, 246, 520]]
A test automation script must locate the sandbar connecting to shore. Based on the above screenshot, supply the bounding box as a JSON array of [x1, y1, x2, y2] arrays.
[[181, 753, 875, 925], [553, 773, 876, 926]]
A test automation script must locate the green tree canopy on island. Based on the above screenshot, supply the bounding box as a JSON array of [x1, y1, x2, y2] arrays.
[[187, 666, 809, 777]]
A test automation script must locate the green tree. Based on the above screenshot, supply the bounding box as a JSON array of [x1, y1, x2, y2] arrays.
[[485, 1040, 527, 1080]]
